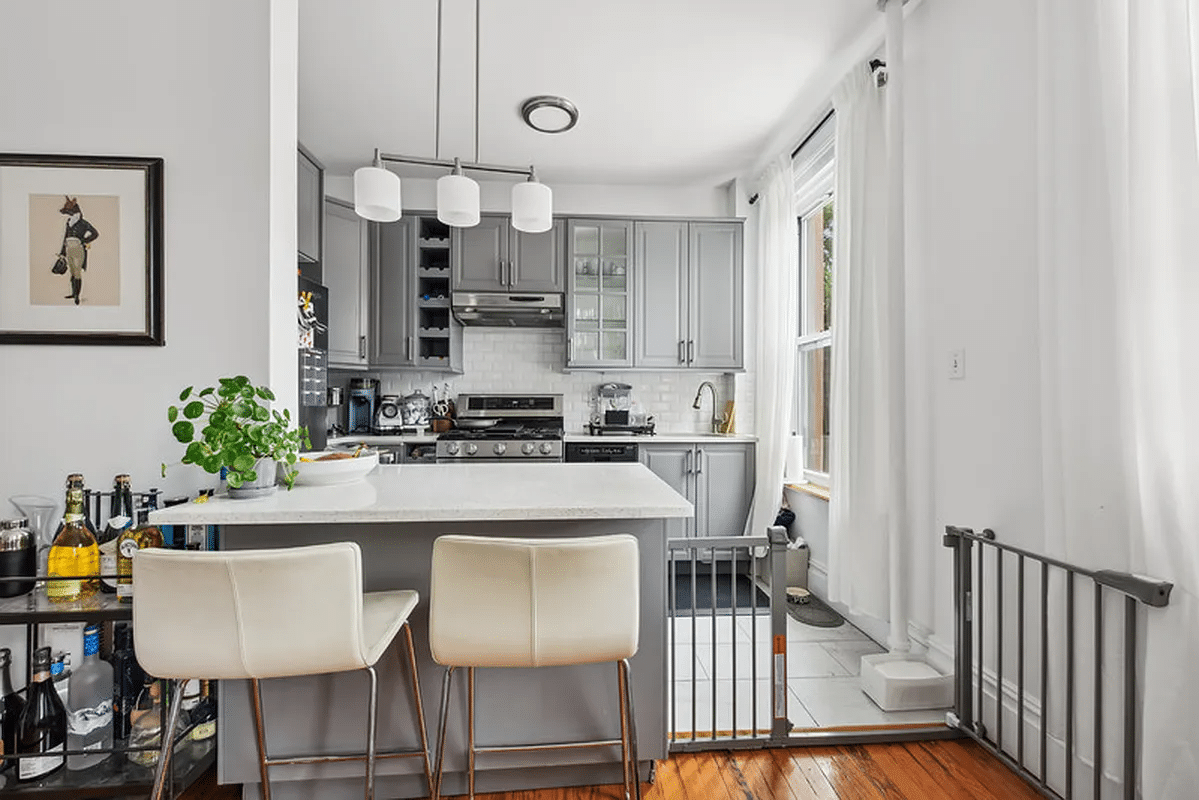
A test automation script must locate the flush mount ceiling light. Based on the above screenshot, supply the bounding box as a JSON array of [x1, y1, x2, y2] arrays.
[[520, 95, 579, 134], [352, 0, 553, 231]]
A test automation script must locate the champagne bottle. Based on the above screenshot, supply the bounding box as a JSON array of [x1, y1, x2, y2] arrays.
[[0, 648, 26, 771], [116, 504, 163, 603], [46, 475, 100, 603], [51, 474, 100, 543], [66, 624, 113, 770], [110, 623, 144, 741], [98, 474, 133, 594], [16, 646, 66, 781]]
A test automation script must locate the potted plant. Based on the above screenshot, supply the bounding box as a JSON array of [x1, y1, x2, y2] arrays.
[[165, 375, 310, 497]]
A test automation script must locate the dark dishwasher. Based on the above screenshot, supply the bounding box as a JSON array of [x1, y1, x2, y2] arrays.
[[564, 442, 640, 462]]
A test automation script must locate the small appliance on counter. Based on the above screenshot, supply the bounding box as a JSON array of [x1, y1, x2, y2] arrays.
[[374, 394, 405, 433], [347, 377, 379, 434], [587, 382, 655, 436]]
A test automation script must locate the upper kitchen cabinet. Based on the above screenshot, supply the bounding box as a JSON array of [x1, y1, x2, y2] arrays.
[[370, 214, 462, 372], [453, 215, 564, 293], [566, 219, 633, 368], [324, 198, 369, 367], [297, 144, 324, 273], [635, 220, 743, 370]]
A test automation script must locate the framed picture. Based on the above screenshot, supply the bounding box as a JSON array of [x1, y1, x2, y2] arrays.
[[0, 153, 164, 345]]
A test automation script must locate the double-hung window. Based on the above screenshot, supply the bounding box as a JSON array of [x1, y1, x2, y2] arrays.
[[792, 115, 835, 487]]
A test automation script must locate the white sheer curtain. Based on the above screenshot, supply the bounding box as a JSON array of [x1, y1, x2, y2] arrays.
[[1037, 1, 1199, 796], [826, 65, 893, 624], [747, 157, 798, 540]]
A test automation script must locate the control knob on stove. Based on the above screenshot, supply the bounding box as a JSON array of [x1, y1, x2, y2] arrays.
[[539, 442, 554, 455], [445, 442, 460, 456], [465, 443, 478, 456], [493, 443, 507, 455], [521, 442, 536, 455]]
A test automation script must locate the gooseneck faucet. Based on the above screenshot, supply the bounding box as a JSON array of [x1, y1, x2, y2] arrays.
[[692, 381, 721, 434]]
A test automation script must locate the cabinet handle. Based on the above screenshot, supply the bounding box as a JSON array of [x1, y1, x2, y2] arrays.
[[687, 339, 694, 364], [695, 449, 704, 474], [358, 336, 366, 360], [684, 449, 693, 474], [567, 336, 574, 362], [678, 340, 685, 365], [407, 336, 413, 361]]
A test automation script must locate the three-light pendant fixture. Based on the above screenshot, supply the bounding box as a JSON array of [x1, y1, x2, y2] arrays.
[[351, 1, 571, 235]]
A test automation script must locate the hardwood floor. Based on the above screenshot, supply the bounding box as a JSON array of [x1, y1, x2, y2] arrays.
[[179, 739, 1044, 799]]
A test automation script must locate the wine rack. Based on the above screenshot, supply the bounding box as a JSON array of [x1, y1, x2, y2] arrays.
[[414, 216, 463, 372]]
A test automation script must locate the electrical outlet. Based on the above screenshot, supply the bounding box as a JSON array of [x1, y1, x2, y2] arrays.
[[949, 349, 965, 380]]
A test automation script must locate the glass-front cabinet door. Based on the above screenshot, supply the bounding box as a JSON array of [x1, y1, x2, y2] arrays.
[[567, 219, 633, 368]]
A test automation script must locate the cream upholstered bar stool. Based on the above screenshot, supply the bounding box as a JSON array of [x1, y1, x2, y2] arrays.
[[132, 542, 434, 800], [428, 534, 642, 800]]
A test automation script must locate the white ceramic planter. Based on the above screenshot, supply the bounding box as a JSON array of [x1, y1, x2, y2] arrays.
[[227, 458, 278, 499]]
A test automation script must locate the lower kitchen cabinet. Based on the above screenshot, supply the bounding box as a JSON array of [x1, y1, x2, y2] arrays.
[[639, 441, 755, 539]]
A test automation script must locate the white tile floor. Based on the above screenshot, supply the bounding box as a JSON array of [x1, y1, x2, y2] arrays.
[[667, 611, 949, 734]]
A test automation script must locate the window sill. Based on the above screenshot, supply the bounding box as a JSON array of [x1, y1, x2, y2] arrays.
[[785, 482, 830, 502]]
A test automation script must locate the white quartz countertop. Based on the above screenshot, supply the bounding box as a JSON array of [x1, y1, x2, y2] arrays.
[[149, 463, 693, 525], [564, 432, 757, 443]]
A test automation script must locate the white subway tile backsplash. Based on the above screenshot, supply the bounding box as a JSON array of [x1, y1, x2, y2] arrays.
[[333, 328, 744, 434]]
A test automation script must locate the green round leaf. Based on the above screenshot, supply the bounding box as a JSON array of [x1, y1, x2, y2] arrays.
[[232, 453, 256, 472], [183, 400, 205, 420], [172, 420, 195, 443], [241, 386, 255, 399], [226, 472, 244, 489], [167, 406, 178, 423], [253, 404, 269, 422], [199, 386, 215, 397], [184, 441, 206, 464], [178, 386, 193, 402], [260, 386, 277, 401]]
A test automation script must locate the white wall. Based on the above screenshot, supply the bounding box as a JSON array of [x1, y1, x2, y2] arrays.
[[0, 1, 293, 506]]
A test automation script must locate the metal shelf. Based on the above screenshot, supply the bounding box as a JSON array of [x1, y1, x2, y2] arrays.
[[0, 587, 130, 625]]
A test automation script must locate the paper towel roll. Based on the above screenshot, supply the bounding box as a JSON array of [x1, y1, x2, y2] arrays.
[[785, 435, 805, 480]]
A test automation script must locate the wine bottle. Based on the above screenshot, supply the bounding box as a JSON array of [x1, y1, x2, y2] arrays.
[[98, 474, 134, 594], [0, 647, 25, 772], [116, 504, 163, 603], [66, 624, 113, 770], [188, 680, 216, 742], [46, 475, 100, 603], [125, 677, 162, 767], [110, 623, 144, 741], [16, 646, 66, 781], [49, 653, 69, 708]]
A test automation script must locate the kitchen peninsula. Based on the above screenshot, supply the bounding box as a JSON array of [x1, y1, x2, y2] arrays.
[[151, 462, 692, 800]]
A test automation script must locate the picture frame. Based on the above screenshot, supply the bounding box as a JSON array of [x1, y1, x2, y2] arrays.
[[0, 153, 164, 345]]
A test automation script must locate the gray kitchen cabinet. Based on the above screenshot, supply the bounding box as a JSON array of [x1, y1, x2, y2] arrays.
[[453, 215, 563, 293], [640, 440, 755, 539], [567, 218, 634, 368], [325, 198, 369, 367], [371, 214, 463, 371], [371, 216, 416, 367], [635, 220, 743, 369], [297, 145, 323, 267]]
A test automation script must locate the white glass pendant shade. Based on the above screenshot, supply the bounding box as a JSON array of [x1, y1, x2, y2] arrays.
[[511, 180, 553, 233], [353, 166, 401, 222], [436, 173, 480, 227]]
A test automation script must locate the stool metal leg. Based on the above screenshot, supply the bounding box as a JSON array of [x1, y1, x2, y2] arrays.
[[150, 679, 186, 800], [619, 659, 642, 800], [250, 678, 274, 800], [400, 622, 435, 797], [467, 666, 476, 800], [617, 663, 632, 798], [365, 664, 379, 800], [432, 666, 456, 800]]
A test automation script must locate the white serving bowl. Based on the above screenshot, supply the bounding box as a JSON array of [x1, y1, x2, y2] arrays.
[[292, 449, 380, 486]]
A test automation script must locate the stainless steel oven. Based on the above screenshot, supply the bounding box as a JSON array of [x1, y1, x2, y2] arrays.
[[435, 393, 564, 462]]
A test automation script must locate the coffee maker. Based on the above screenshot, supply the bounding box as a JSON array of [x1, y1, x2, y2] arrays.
[[587, 382, 654, 435], [347, 377, 379, 434]]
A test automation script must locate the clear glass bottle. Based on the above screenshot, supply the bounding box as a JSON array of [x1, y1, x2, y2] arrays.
[[46, 475, 100, 602], [116, 504, 163, 603], [125, 678, 162, 767], [66, 624, 113, 770], [16, 646, 66, 781], [188, 680, 216, 742], [98, 474, 133, 594], [0, 647, 25, 771]]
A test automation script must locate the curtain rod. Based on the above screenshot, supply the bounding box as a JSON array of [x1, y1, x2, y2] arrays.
[[747, 107, 835, 206]]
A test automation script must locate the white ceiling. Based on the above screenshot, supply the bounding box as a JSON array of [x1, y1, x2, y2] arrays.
[[299, 0, 878, 187]]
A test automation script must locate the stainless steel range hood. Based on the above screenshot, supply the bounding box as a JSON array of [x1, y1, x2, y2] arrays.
[[451, 291, 564, 327]]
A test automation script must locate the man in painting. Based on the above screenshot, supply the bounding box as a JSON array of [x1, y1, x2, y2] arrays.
[[55, 195, 99, 305]]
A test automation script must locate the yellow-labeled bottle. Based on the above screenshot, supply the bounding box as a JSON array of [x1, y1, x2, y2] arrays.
[[46, 475, 99, 603], [116, 504, 163, 603]]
